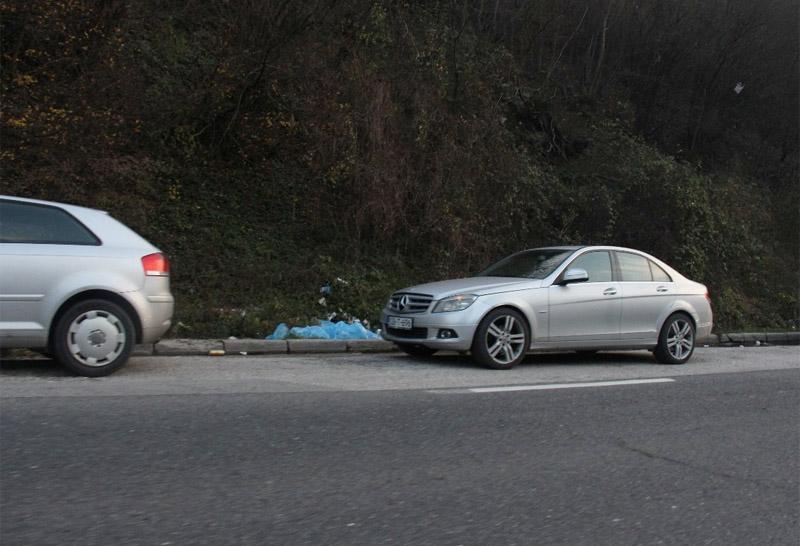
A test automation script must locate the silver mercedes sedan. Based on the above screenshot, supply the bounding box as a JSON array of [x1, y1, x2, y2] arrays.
[[381, 246, 713, 369]]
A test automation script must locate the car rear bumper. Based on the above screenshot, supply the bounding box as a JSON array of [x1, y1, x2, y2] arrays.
[[696, 321, 714, 344], [124, 290, 174, 343]]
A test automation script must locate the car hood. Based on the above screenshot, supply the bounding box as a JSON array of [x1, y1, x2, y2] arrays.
[[400, 277, 542, 299]]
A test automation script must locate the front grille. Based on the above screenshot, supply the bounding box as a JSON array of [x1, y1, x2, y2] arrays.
[[388, 292, 434, 314], [385, 326, 428, 339]]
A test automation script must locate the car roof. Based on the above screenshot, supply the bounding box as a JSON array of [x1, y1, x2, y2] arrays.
[[522, 246, 585, 251], [528, 245, 657, 254], [0, 195, 105, 216], [524, 245, 671, 265], [575, 245, 652, 253]]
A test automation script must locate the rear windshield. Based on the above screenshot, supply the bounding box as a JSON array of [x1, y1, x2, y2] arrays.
[[479, 249, 574, 279]]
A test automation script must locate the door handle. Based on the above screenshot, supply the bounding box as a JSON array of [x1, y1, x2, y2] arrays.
[[603, 288, 617, 296], [656, 286, 669, 293]]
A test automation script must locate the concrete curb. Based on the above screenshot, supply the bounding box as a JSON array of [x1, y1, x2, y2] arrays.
[[154, 339, 224, 356], [133, 332, 798, 357], [223, 339, 288, 355], [136, 338, 397, 356], [714, 332, 799, 347]]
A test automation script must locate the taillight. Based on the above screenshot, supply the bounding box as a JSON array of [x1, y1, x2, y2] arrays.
[[705, 289, 712, 304], [142, 253, 170, 276]]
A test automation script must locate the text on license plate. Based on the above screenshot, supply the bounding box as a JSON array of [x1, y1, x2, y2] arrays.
[[388, 316, 413, 330]]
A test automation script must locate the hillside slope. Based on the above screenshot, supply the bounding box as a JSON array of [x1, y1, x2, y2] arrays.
[[2, 1, 797, 336]]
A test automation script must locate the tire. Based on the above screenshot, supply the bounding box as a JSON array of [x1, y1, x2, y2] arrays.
[[396, 343, 438, 357], [471, 308, 530, 370], [52, 299, 135, 377], [654, 313, 695, 365]]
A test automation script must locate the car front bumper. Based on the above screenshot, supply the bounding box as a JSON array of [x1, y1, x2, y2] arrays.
[[380, 307, 480, 351]]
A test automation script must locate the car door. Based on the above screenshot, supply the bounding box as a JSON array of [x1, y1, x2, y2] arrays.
[[0, 200, 101, 346], [547, 250, 621, 343], [615, 251, 676, 341]]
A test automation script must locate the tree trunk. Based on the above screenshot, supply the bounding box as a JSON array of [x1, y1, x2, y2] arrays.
[[589, 0, 613, 96]]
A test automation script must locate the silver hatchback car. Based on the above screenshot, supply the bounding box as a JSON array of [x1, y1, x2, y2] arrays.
[[381, 246, 712, 369], [0, 196, 174, 376]]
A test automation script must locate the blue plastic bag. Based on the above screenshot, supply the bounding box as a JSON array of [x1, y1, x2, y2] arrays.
[[265, 320, 379, 340], [266, 323, 289, 340], [329, 320, 379, 340], [289, 325, 332, 339]]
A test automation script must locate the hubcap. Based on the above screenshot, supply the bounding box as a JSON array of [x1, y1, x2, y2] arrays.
[[486, 315, 526, 365], [666, 319, 693, 360], [68, 310, 126, 367]]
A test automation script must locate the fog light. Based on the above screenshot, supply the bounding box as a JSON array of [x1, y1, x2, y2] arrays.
[[437, 329, 457, 339]]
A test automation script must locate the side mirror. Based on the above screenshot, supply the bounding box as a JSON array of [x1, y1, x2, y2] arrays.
[[559, 268, 589, 285]]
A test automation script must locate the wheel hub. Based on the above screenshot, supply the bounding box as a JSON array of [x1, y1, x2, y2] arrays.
[[87, 329, 107, 347], [68, 310, 125, 366]]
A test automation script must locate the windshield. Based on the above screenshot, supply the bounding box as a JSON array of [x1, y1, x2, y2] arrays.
[[479, 248, 575, 279]]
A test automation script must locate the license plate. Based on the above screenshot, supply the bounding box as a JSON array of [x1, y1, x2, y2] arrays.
[[388, 316, 413, 330]]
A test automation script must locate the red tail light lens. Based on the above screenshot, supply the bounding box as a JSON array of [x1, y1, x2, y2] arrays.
[[142, 253, 170, 276]]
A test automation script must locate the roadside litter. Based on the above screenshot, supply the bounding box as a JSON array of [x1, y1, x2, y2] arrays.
[[266, 320, 380, 340], [267, 323, 290, 340], [266, 276, 381, 340]]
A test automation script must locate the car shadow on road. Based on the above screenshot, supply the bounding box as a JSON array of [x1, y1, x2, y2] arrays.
[[0, 358, 72, 378], [525, 350, 657, 366], [403, 350, 657, 369]]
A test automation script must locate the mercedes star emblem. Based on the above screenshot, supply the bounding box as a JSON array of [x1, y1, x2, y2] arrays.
[[397, 295, 410, 311]]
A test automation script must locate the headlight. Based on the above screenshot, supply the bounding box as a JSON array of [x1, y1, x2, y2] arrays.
[[433, 294, 478, 313]]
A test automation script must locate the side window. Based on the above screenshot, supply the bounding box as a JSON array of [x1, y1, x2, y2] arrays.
[[617, 252, 653, 281], [567, 251, 612, 282], [649, 261, 672, 282], [0, 200, 99, 245]]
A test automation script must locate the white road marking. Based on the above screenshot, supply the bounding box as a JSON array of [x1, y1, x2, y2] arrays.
[[468, 378, 675, 393]]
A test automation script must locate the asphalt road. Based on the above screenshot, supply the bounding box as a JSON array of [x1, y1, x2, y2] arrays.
[[1, 347, 798, 545]]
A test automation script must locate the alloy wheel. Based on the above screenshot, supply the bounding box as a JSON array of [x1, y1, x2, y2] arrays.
[[485, 315, 526, 366], [666, 318, 694, 360]]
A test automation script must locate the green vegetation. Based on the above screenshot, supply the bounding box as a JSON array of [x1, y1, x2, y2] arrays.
[[2, 0, 797, 336]]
